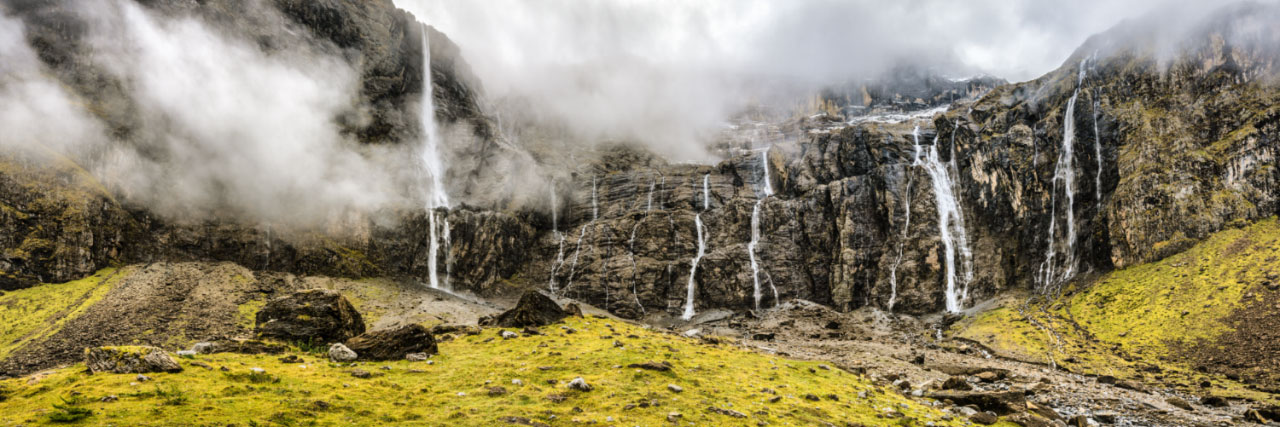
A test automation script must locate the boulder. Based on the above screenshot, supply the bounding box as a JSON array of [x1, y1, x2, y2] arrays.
[[926, 390, 1025, 415], [494, 291, 568, 327], [255, 289, 365, 343], [84, 346, 182, 374], [328, 343, 358, 362], [344, 324, 437, 360]]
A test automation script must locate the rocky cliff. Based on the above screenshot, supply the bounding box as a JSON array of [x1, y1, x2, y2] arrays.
[[3, 0, 1279, 323]]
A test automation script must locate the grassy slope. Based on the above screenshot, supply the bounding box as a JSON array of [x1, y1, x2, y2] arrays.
[[0, 316, 970, 426], [0, 268, 124, 361], [954, 217, 1280, 403]]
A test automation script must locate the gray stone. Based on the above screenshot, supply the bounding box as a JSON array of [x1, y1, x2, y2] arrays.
[[329, 343, 358, 362]]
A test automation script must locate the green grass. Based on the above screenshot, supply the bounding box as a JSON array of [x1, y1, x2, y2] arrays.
[[954, 217, 1280, 403], [0, 316, 964, 426], [0, 267, 124, 360]]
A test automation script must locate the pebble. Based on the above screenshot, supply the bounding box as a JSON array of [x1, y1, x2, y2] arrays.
[[501, 330, 519, 339], [668, 384, 683, 393], [568, 377, 593, 391]]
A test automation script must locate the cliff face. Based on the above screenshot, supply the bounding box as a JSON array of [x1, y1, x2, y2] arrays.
[[3, 0, 1279, 322]]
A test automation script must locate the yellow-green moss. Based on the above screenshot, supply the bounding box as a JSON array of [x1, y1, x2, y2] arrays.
[[1, 317, 965, 426], [236, 299, 267, 330], [0, 267, 126, 361], [955, 218, 1280, 403]]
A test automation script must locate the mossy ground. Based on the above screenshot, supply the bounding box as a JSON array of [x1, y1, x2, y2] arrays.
[[0, 268, 123, 361], [954, 217, 1280, 403], [0, 317, 965, 426]]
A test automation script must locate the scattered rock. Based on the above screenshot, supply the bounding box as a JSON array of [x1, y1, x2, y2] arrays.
[[135, 374, 151, 382], [521, 327, 542, 336], [1093, 410, 1118, 424], [753, 333, 775, 341], [191, 342, 215, 354], [431, 324, 481, 336], [942, 376, 972, 391], [255, 289, 365, 343], [564, 303, 584, 317], [803, 393, 821, 401], [345, 324, 438, 360], [85, 346, 183, 374], [1067, 415, 1088, 427], [1008, 412, 1054, 427], [667, 412, 682, 422], [495, 291, 569, 327], [1199, 395, 1227, 407], [974, 371, 1001, 382], [278, 355, 303, 364], [969, 412, 998, 425], [499, 416, 551, 427], [1096, 375, 1117, 385], [627, 361, 672, 372], [501, 330, 520, 339], [406, 352, 430, 362], [328, 343, 358, 362], [925, 390, 1025, 414], [175, 350, 196, 359], [708, 406, 747, 418], [667, 384, 683, 393], [101, 395, 118, 403], [567, 377, 592, 391], [350, 369, 371, 379], [488, 386, 508, 396], [1166, 396, 1194, 411], [202, 339, 288, 355]]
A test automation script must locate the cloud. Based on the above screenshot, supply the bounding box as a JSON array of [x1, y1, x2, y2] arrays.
[[392, 0, 1245, 162], [1, 1, 423, 228]]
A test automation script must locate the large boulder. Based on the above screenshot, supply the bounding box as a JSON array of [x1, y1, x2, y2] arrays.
[[493, 291, 569, 327], [254, 289, 365, 343], [344, 324, 437, 360], [84, 346, 182, 374]]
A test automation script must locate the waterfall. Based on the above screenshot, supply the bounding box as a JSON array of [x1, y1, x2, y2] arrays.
[[419, 24, 451, 290], [1039, 61, 1086, 290], [592, 176, 599, 221], [682, 174, 710, 320], [914, 126, 973, 313], [748, 149, 778, 310], [888, 127, 921, 312], [564, 176, 599, 294], [646, 178, 656, 212], [1093, 99, 1104, 208], [548, 182, 566, 291]]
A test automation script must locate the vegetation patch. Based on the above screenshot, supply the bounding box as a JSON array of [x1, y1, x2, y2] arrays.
[[0, 268, 125, 360], [0, 317, 963, 426], [954, 217, 1280, 403]]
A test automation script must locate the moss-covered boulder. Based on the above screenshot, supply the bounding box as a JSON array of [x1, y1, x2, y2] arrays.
[[84, 346, 182, 374], [254, 289, 365, 344], [345, 324, 437, 360]]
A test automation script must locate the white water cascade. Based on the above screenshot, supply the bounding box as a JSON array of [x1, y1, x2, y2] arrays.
[[914, 126, 973, 313], [887, 127, 922, 312], [419, 24, 451, 290], [547, 183, 567, 291], [563, 176, 598, 294], [1093, 98, 1104, 209], [748, 149, 779, 310], [682, 174, 710, 320], [1039, 61, 1086, 290]]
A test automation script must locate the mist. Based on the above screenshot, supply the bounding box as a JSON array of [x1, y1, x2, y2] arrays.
[[0, 1, 420, 228], [393, 0, 1242, 162]]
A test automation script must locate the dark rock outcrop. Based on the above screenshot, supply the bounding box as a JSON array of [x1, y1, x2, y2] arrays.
[[255, 289, 365, 344], [344, 324, 438, 360], [493, 291, 568, 327], [926, 390, 1026, 415]]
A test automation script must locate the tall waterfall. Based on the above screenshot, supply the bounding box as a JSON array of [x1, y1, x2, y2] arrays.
[[748, 149, 778, 310], [419, 24, 451, 290], [888, 127, 922, 312], [1039, 61, 1086, 291], [1093, 98, 1104, 209], [914, 126, 973, 313], [563, 176, 597, 294], [548, 182, 566, 291], [683, 174, 710, 320]]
